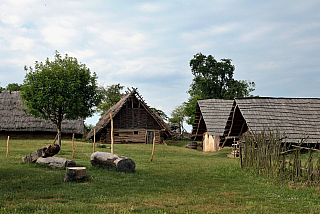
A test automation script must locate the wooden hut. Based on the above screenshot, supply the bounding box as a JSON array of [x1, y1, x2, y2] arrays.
[[222, 97, 320, 147], [86, 89, 172, 144], [0, 91, 84, 139], [191, 99, 234, 151]]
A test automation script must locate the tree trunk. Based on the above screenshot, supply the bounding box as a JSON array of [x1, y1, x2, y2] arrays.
[[22, 144, 60, 163], [90, 151, 135, 172], [36, 157, 76, 168], [64, 167, 87, 182]]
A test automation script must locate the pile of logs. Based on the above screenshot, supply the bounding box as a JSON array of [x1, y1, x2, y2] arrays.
[[22, 144, 76, 169]]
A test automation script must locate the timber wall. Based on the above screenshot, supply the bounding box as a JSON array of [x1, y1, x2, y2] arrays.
[[97, 102, 163, 144], [99, 129, 161, 144]]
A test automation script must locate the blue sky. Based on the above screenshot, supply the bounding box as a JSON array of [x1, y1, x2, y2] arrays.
[[1, 1, 320, 131]]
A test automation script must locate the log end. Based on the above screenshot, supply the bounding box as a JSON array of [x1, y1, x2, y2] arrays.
[[64, 167, 87, 182]]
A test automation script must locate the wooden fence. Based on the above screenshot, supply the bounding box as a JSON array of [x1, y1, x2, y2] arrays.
[[240, 131, 320, 185]]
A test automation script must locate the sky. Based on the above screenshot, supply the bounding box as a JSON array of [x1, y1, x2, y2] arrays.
[[1, 1, 320, 131]]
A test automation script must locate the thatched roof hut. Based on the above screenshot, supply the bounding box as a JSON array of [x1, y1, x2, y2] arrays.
[[0, 91, 84, 139], [223, 97, 320, 146], [86, 89, 172, 144]]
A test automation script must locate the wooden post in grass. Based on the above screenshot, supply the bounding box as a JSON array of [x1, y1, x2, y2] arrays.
[[93, 128, 96, 153], [110, 113, 114, 154], [52, 131, 60, 145], [72, 133, 75, 158], [6, 136, 10, 157], [150, 135, 155, 161]]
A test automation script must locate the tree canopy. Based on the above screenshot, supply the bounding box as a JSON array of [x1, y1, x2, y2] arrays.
[[169, 104, 185, 135], [96, 83, 125, 116], [21, 51, 102, 151], [185, 53, 256, 125], [5, 83, 23, 91]]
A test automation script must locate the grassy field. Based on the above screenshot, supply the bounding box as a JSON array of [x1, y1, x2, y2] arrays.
[[1, 139, 320, 213]]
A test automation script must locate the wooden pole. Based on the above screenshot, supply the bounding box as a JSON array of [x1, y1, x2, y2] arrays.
[[6, 136, 10, 157], [150, 134, 155, 161], [93, 128, 96, 153], [110, 113, 114, 154], [72, 133, 75, 158], [52, 131, 60, 145]]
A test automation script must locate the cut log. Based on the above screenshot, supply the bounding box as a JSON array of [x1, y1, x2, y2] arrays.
[[22, 144, 60, 163], [36, 157, 76, 169], [90, 151, 135, 172], [64, 167, 87, 182]]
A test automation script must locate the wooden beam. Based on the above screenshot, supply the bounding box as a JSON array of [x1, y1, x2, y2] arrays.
[[222, 104, 237, 148]]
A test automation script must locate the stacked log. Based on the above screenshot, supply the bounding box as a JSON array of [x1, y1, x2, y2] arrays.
[[90, 151, 135, 172], [22, 144, 60, 163]]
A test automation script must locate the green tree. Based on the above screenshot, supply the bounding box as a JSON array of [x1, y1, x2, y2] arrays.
[[169, 104, 185, 135], [185, 53, 255, 125], [0, 83, 4, 91], [96, 83, 125, 116], [151, 107, 168, 121], [5, 83, 23, 91], [21, 51, 102, 151]]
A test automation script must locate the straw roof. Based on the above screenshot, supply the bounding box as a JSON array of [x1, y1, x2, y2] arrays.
[[0, 91, 84, 134], [86, 89, 172, 140], [233, 97, 320, 144]]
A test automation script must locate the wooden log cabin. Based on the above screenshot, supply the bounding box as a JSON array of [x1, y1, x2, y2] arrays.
[[86, 89, 172, 144], [0, 91, 84, 139]]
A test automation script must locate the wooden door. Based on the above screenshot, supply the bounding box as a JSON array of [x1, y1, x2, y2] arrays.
[[146, 131, 154, 144]]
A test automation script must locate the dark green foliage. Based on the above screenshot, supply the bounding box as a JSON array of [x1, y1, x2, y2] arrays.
[[5, 83, 23, 91], [96, 83, 124, 116], [21, 51, 101, 149], [185, 53, 256, 125]]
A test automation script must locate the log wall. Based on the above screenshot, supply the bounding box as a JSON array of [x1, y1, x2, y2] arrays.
[[100, 129, 161, 144], [96, 97, 164, 144]]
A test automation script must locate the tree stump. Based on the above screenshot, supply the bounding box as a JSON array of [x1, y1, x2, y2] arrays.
[[36, 157, 76, 169], [64, 167, 87, 182], [22, 144, 60, 163], [90, 151, 135, 172]]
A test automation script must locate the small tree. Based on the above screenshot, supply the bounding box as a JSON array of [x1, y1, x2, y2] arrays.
[[151, 107, 168, 121], [96, 83, 124, 116], [21, 51, 102, 152], [169, 104, 185, 137]]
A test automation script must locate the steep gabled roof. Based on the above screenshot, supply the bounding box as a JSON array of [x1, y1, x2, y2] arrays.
[[86, 89, 172, 140], [0, 91, 84, 134], [233, 97, 320, 144], [192, 99, 234, 140]]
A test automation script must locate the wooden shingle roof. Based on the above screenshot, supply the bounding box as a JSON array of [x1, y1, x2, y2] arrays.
[[192, 99, 234, 140], [235, 97, 320, 144], [0, 91, 84, 134]]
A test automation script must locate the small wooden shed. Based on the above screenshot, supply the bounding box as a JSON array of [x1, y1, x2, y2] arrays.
[[191, 99, 234, 151], [0, 91, 84, 139], [222, 97, 320, 146], [86, 89, 172, 144]]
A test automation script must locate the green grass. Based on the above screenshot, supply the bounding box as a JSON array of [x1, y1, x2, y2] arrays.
[[1, 139, 320, 213]]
